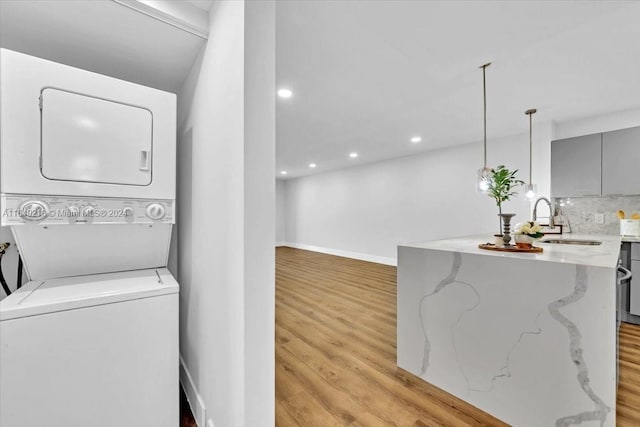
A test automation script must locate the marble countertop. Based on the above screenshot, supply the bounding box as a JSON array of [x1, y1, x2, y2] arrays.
[[398, 234, 618, 426], [400, 233, 621, 268], [622, 236, 640, 243]]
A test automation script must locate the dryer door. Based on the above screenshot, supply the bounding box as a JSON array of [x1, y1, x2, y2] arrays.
[[40, 88, 153, 186]]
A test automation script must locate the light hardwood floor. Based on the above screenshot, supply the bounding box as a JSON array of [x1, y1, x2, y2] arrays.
[[619, 322, 640, 426], [275, 246, 640, 426]]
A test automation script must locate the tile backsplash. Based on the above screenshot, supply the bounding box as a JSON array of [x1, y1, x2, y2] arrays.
[[553, 196, 640, 235]]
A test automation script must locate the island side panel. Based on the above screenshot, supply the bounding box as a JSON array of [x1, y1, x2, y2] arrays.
[[397, 245, 616, 427]]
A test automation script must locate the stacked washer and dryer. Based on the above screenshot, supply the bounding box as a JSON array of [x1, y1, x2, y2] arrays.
[[0, 49, 179, 426]]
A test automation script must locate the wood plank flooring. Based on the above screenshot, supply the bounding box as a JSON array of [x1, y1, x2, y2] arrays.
[[180, 386, 198, 427], [276, 246, 640, 426], [276, 247, 506, 426], [618, 322, 640, 426]]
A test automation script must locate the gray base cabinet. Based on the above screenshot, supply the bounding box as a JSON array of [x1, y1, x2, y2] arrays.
[[630, 260, 640, 316], [631, 244, 640, 316]]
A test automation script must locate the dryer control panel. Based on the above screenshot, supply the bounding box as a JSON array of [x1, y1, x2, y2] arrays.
[[1, 194, 174, 226]]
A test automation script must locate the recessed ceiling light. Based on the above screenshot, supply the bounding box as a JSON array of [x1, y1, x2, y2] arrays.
[[349, 152, 358, 158], [280, 170, 288, 175], [277, 88, 293, 98], [309, 163, 316, 168], [410, 136, 422, 143]]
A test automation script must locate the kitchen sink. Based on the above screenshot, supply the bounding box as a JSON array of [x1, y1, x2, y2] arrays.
[[540, 239, 602, 246]]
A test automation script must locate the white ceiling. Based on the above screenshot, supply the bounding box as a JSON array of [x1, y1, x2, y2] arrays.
[[185, 0, 213, 12], [276, 1, 640, 178], [2, 0, 638, 178], [0, 0, 206, 93]]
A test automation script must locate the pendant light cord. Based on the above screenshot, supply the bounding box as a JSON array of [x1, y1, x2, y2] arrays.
[[525, 109, 537, 184], [529, 112, 532, 183], [480, 63, 491, 168]]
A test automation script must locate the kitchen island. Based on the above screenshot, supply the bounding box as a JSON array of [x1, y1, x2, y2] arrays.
[[397, 234, 621, 427]]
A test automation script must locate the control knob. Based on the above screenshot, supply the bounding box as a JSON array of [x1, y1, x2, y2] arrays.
[[81, 206, 96, 218], [19, 200, 50, 221], [67, 206, 80, 217], [146, 203, 165, 220]]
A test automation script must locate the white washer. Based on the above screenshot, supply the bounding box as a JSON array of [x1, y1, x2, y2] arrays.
[[0, 268, 179, 427]]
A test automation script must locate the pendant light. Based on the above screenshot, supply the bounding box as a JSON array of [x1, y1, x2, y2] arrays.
[[524, 108, 537, 201], [476, 62, 492, 193]]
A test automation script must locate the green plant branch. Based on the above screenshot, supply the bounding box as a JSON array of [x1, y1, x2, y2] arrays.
[[487, 165, 525, 234]]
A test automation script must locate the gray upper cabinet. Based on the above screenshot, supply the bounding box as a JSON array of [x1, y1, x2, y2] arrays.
[[551, 133, 602, 197], [602, 126, 640, 195]]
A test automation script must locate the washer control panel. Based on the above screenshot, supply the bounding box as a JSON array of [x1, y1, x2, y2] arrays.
[[146, 203, 166, 220], [1, 194, 175, 226]]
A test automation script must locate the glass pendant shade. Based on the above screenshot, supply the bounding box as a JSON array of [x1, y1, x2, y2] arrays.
[[524, 183, 537, 201], [477, 167, 492, 193]]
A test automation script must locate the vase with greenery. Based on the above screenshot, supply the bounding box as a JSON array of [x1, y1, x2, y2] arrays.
[[514, 221, 544, 248], [487, 165, 524, 240]]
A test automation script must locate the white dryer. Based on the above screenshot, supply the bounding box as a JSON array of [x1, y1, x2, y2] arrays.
[[0, 48, 176, 200], [0, 48, 177, 281]]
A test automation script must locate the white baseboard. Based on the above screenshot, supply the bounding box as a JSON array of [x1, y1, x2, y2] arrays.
[[281, 242, 397, 266], [180, 354, 206, 426], [275, 241, 286, 247]]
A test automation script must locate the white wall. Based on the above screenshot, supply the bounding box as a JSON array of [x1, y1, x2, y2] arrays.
[[280, 107, 640, 266], [283, 125, 553, 265], [276, 179, 286, 244], [174, 1, 275, 426], [243, 2, 276, 425]]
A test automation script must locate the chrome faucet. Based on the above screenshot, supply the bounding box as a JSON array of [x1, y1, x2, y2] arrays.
[[533, 197, 555, 227]]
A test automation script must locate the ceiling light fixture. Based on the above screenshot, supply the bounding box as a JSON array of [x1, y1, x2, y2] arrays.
[[309, 163, 316, 168], [410, 136, 422, 143], [280, 170, 288, 175], [477, 62, 492, 193], [524, 108, 538, 201], [277, 88, 293, 98], [349, 152, 358, 158]]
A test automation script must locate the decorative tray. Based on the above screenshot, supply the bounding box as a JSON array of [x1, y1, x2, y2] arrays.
[[478, 243, 543, 253]]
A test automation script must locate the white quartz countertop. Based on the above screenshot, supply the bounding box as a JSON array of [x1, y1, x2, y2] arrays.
[[622, 236, 640, 243], [400, 234, 621, 268]]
